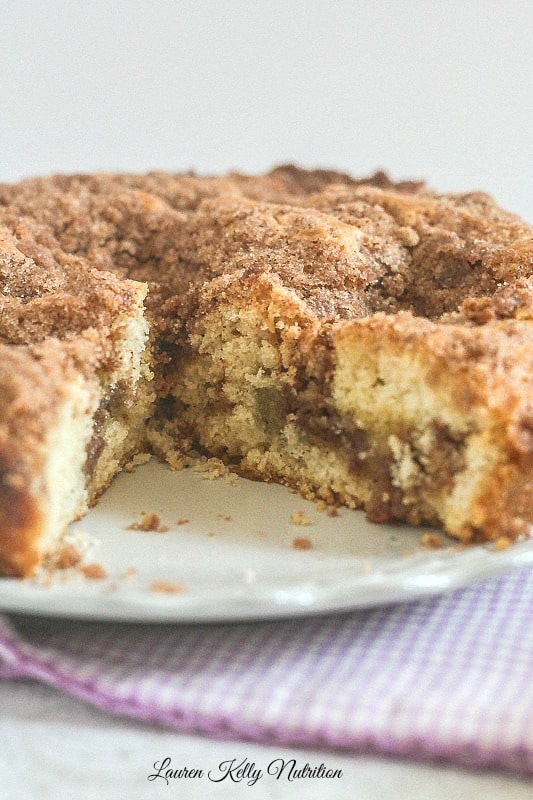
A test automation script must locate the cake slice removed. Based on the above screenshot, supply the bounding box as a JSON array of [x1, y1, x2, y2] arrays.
[[0, 219, 153, 576]]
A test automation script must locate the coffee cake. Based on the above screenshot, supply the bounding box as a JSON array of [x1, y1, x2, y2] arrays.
[[0, 166, 532, 576]]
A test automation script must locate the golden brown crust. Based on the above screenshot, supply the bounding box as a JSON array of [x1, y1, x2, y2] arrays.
[[3, 165, 532, 332]]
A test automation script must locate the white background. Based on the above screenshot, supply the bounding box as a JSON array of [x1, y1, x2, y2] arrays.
[[1, 0, 532, 219], [1, 2, 532, 798]]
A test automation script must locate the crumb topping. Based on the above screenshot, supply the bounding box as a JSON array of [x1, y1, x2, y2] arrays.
[[2, 164, 532, 339], [0, 215, 140, 347]]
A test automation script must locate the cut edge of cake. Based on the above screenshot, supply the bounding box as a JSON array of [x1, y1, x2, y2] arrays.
[[162, 270, 533, 545], [0, 280, 154, 577]]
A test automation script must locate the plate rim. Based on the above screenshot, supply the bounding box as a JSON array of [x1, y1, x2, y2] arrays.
[[1, 538, 532, 624]]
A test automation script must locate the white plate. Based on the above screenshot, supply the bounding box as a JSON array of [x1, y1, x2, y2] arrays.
[[1, 459, 532, 622]]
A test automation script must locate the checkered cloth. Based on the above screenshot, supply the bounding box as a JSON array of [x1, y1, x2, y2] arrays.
[[1, 568, 532, 775]]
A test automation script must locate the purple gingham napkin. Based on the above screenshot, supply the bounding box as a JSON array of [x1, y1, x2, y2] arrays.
[[1, 569, 532, 776]]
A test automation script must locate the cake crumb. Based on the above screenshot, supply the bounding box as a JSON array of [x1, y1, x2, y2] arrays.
[[224, 471, 239, 486], [81, 563, 107, 580], [493, 536, 512, 551], [293, 536, 312, 550], [326, 507, 339, 518], [315, 499, 327, 512], [194, 456, 228, 480], [420, 532, 443, 549], [54, 544, 82, 570], [207, 531, 216, 537], [166, 451, 189, 471], [290, 510, 312, 526], [150, 580, 186, 594], [123, 452, 151, 472], [217, 513, 233, 522], [122, 567, 137, 578], [177, 518, 190, 526], [128, 513, 169, 533]]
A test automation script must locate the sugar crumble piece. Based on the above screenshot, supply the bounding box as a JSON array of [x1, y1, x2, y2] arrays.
[[290, 510, 312, 526], [128, 512, 169, 533], [293, 536, 312, 550], [420, 532, 443, 549], [150, 580, 186, 594], [493, 536, 512, 551], [54, 544, 82, 570], [315, 499, 327, 512], [81, 562, 107, 580], [177, 518, 190, 526]]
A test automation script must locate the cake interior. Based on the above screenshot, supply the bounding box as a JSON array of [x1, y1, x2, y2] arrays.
[[156, 272, 533, 546]]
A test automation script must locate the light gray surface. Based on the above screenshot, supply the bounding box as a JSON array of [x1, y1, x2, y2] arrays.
[[1, 681, 531, 800], [0, 0, 532, 219]]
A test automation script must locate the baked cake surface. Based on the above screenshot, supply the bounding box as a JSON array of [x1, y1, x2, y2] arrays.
[[0, 165, 532, 576]]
